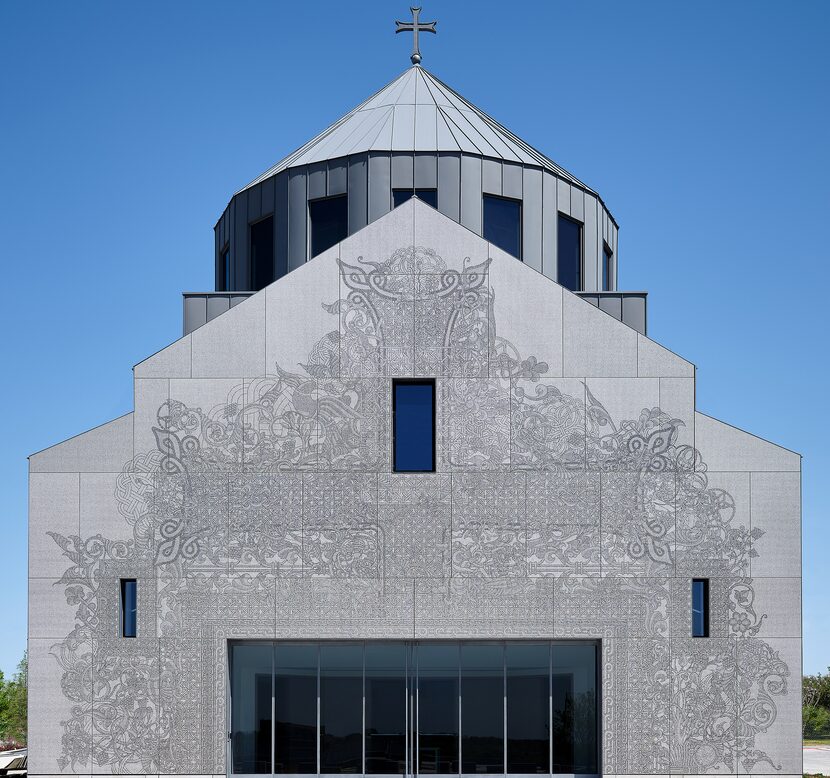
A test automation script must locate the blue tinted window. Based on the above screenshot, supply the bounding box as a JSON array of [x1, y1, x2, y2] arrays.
[[692, 578, 709, 637], [483, 195, 522, 259], [602, 245, 613, 291], [557, 214, 582, 291], [393, 381, 435, 472], [393, 188, 437, 209], [120, 579, 137, 638], [309, 195, 348, 258]]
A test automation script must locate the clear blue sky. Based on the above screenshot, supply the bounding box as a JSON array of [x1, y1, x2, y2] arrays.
[[1, 1, 827, 678]]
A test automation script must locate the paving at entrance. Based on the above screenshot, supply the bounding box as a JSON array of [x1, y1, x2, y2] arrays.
[[804, 744, 830, 774]]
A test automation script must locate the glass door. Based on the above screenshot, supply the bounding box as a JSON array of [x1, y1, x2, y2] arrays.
[[228, 640, 599, 778]]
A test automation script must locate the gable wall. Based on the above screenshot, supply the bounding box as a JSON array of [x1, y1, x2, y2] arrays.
[[30, 200, 800, 777]]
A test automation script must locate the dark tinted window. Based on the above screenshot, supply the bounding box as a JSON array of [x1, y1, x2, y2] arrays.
[[365, 643, 408, 774], [320, 644, 363, 773], [309, 195, 348, 258], [250, 216, 274, 291], [557, 214, 582, 291], [275, 644, 317, 773], [229, 640, 598, 776], [219, 246, 230, 291], [393, 188, 438, 209], [551, 644, 597, 775], [393, 380, 435, 472], [507, 643, 549, 774], [120, 579, 137, 638], [483, 194, 522, 258], [231, 643, 273, 774], [418, 643, 459, 774], [602, 244, 613, 291], [692, 578, 709, 637], [461, 644, 504, 774]]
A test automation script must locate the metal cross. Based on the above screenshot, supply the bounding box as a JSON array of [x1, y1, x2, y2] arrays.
[[395, 6, 437, 65]]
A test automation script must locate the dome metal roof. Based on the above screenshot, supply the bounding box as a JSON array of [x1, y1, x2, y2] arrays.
[[240, 65, 592, 194]]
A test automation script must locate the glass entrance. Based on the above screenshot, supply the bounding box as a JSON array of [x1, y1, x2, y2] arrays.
[[229, 641, 599, 778]]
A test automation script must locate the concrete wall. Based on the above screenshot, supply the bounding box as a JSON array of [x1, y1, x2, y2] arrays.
[[214, 153, 618, 293], [31, 200, 801, 778]]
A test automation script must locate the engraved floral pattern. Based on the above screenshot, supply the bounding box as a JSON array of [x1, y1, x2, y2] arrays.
[[43, 241, 793, 774]]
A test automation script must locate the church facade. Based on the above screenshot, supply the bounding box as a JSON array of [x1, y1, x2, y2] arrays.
[[28, 45, 801, 778]]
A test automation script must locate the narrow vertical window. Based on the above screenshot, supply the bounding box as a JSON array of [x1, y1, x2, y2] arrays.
[[483, 194, 522, 259], [392, 379, 435, 472], [692, 578, 710, 637], [219, 245, 231, 291], [602, 244, 613, 291], [120, 578, 137, 638], [557, 213, 583, 291], [309, 194, 348, 258], [249, 215, 274, 291]]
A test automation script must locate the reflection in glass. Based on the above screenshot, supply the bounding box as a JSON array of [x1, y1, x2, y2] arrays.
[[231, 643, 273, 774], [320, 644, 363, 774], [507, 643, 549, 774], [692, 578, 709, 637], [552, 644, 597, 775], [461, 643, 504, 773], [120, 579, 137, 638], [275, 643, 317, 774], [418, 643, 459, 774], [365, 643, 408, 774], [231, 640, 598, 777], [483, 195, 522, 259]]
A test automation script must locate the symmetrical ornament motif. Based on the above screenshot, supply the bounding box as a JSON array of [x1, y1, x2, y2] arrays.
[[46, 244, 791, 774]]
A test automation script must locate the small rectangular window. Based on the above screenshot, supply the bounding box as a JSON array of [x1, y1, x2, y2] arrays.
[[557, 213, 583, 291], [692, 578, 709, 637], [249, 216, 274, 291], [602, 244, 613, 291], [483, 194, 522, 259], [393, 188, 437, 209], [393, 379, 435, 472], [120, 578, 137, 638], [309, 194, 348, 258]]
